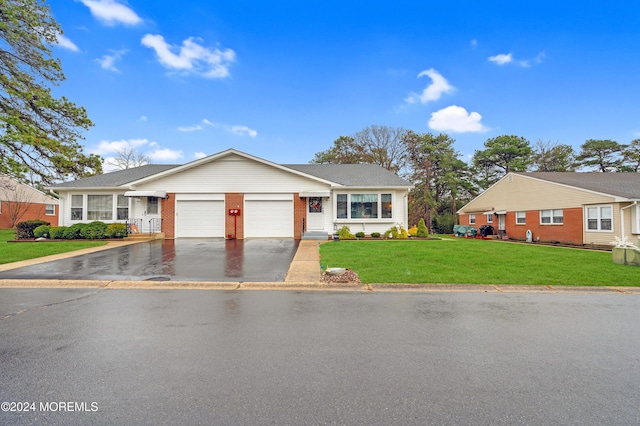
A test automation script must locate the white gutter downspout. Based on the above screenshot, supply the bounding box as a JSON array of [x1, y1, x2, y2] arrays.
[[620, 201, 637, 240]]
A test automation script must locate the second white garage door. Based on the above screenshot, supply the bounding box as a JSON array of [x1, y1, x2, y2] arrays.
[[176, 200, 225, 238], [244, 200, 293, 238]]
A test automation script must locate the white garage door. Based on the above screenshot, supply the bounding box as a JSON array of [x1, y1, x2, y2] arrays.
[[176, 200, 225, 238], [245, 200, 293, 238]]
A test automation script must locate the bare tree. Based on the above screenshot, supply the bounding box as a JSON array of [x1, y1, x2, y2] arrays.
[[106, 147, 151, 170], [531, 140, 576, 172], [0, 176, 44, 227]]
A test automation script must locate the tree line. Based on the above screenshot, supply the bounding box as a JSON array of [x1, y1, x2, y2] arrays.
[[312, 125, 640, 233]]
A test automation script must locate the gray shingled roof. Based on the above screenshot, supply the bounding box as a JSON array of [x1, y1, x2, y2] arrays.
[[50, 162, 411, 189], [516, 172, 640, 199], [284, 164, 412, 187], [50, 164, 180, 188]]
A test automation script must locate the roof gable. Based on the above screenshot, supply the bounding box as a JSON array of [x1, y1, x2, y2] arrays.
[[1, 175, 58, 204], [49, 148, 412, 190], [515, 172, 640, 199]]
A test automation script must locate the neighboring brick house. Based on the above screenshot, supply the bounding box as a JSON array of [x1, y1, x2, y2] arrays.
[[48, 149, 413, 240], [457, 172, 640, 247], [0, 175, 59, 229]]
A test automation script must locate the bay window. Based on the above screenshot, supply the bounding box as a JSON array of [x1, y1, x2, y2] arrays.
[[336, 193, 394, 220]]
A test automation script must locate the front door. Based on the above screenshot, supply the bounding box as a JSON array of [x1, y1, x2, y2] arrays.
[[498, 214, 506, 232], [307, 197, 324, 231], [143, 197, 161, 232]]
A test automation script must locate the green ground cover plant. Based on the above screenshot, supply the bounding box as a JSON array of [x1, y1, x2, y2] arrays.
[[0, 229, 106, 265], [319, 238, 639, 286]]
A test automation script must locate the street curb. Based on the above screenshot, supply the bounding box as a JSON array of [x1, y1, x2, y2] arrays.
[[0, 279, 638, 293]]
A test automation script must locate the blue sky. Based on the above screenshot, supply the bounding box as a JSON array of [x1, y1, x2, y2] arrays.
[[48, 0, 640, 170]]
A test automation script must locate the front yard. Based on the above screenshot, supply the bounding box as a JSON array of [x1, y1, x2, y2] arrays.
[[0, 229, 107, 265], [319, 238, 639, 286]]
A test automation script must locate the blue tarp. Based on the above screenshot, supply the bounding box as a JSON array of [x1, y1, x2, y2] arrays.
[[453, 225, 478, 237]]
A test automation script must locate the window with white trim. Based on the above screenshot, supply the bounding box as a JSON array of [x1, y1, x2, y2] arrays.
[[469, 214, 476, 224], [516, 211, 526, 224], [45, 204, 55, 215], [117, 195, 129, 220], [586, 205, 612, 231], [486, 214, 493, 223], [71, 195, 83, 220], [540, 209, 563, 224], [88, 195, 113, 220], [336, 193, 393, 220]]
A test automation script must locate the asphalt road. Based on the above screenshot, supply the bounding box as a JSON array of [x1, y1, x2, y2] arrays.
[[1, 289, 639, 425]]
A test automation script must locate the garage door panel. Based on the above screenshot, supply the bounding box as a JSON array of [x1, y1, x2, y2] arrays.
[[245, 200, 293, 238], [176, 200, 224, 238]]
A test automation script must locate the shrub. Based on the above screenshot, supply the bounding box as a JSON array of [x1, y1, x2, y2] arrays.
[[49, 226, 67, 239], [417, 218, 429, 237], [338, 226, 355, 239], [384, 225, 408, 239], [432, 213, 454, 234], [62, 223, 84, 240], [105, 223, 128, 239], [355, 231, 365, 238], [370, 232, 381, 238], [15, 220, 50, 239], [81, 221, 108, 239], [407, 225, 418, 237], [33, 225, 51, 239]]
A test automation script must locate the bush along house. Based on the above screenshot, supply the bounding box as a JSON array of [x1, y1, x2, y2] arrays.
[[457, 172, 640, 247], [47, 149, 413, 240]]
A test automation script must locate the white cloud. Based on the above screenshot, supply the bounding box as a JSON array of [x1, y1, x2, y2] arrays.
[[96, 49, 127, 72], [194, 152, 207, 159], [55, 33, 79, 52], [428, 105, 488, 133], [139, 115, 148, 122], [488, 52, 545, 68], [148, 148, 183, 161], [202, 118, 217, 127], [141, 34, 236, 78], [178, 125, 203, 132], [405, 68, 454, 104], [89, 138, 149, 155], [488, 53, 513, 65], [470, 39, 478, 48], [80, 0, 142, 26], [231, 125, 258, 138]]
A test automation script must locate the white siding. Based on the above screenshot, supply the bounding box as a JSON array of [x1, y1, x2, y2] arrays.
[[331, 191, 408, 235], [135, 154, 330, 194]]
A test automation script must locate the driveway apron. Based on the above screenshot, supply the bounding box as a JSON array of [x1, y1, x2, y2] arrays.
[[0, 239, 300, 282]]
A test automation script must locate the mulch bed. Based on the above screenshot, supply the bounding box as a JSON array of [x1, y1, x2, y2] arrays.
[[320, 269, 361, 284]]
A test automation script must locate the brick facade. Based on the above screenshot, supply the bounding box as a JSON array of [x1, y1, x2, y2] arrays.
[[460, 207, 584, 245], [293, 193, 306, 240], [160, 193, 176, 239], [0, 201, 58, 229], [225, 193, 244, 239]]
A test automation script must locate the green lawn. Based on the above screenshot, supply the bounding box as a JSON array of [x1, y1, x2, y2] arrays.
[[319, 238, 639, 286], [0, 229, 107, 265]]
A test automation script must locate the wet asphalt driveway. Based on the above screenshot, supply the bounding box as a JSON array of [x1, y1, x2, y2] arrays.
[[0, 239, 300, 282]]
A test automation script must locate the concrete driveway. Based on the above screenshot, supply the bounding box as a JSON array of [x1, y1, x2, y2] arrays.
[[0, 239, 300, 282]]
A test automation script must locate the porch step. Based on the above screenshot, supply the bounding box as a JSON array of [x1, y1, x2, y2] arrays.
[[125, 232, 165, 241], [302, 231, 330, 240]]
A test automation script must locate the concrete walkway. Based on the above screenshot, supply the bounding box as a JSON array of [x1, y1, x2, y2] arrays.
[[284, 240, 323, 283]]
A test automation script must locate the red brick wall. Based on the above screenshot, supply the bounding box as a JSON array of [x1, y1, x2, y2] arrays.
[[225, 193, 244, 239], [293, 193, 306, 240], [161, 193, 175, 239], [0, 202, 58, 228], [460, 208, 584, 245]]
